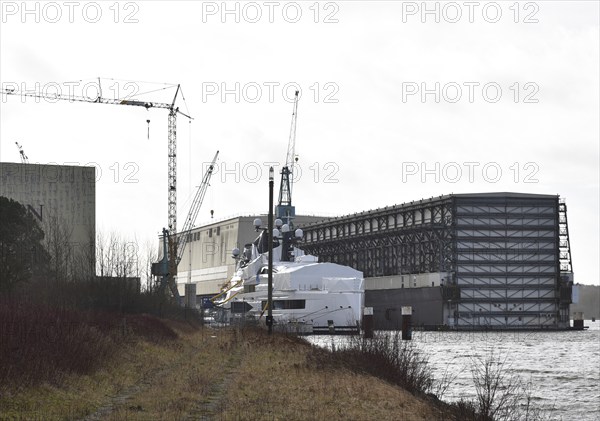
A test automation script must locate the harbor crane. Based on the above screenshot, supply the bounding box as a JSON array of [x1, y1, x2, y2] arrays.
[[275, 90, 300, 228], [15, 142, 29, 163], [2, 82, 191, 300], [176, 151, 219, 266], [153, 151, 219, 300]]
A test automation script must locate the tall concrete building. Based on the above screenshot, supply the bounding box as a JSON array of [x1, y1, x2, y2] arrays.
[[0, 162, 96, 277]]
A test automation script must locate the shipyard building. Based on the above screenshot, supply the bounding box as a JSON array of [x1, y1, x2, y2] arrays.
[[175, 192, 575, 330], [174, 215, 325, 302], [300, 193, 574, 330]]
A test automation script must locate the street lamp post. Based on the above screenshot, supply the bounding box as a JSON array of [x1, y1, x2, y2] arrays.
[[267, 167, 274, 334]]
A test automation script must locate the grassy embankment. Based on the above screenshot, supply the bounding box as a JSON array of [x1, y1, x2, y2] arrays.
[[1, 299, 463, 421]]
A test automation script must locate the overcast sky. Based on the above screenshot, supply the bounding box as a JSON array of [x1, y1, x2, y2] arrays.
[[1, 1, 598, 285]]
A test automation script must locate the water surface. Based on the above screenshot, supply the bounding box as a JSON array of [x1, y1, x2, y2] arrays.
[[308, 320, 600, 420]]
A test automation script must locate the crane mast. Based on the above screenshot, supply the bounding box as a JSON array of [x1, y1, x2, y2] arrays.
[[2, 83, 191, 301], [276, 90, 300, 227], [167, 85, 182, 235]]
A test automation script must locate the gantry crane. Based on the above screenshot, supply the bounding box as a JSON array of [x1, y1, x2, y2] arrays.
[[15, 141, 29, 163], [2, 83, 190, 300], [275, 90, 300, 228]]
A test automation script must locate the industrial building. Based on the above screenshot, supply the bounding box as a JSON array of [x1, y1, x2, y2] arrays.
[[300, 193, 574, 330], [0, 162, 96, 277], [174, 214, 325, 301]]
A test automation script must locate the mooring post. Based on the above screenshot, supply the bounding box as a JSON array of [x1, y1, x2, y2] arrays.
[[401, 306, 412, 340], [573, 311, 584, 330], [363, 307, 374, 338]]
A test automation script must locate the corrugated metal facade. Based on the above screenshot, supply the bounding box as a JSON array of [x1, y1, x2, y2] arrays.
[[301, 193, 573, 330], [450, 194, 569, 329]]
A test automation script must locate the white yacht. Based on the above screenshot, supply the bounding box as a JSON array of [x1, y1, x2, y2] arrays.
[[212, 92, 363, 333], [212, 220, 364, 334]]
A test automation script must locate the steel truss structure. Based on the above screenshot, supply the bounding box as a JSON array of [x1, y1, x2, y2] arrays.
[[302, 196, 455, 277], [301, 193, 573, 329]]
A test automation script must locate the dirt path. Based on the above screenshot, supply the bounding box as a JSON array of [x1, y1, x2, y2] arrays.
[[79, 344, 198, 421], [184, 347, 244, 421], [78, 327, 246, 421]]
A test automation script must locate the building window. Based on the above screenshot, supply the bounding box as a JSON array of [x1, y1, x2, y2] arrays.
[[261, 299, 305, 310], [208, 228, 212, 238], [216, 226, 220, 235]]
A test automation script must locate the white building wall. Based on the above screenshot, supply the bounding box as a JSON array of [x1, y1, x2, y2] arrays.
[[176, 215, 326, 297]]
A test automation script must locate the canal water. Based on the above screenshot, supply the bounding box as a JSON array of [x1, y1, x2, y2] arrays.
[[308, 320, 600, 421]]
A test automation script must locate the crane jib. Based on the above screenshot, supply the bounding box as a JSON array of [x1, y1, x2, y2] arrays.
[[119, 99, 153, 108]]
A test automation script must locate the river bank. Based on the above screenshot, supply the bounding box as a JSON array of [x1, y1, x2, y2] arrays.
[[309, 321, 600, 421], [1, 309, 457, 421]]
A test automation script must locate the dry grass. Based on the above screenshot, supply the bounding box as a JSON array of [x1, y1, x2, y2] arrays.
[[220, 329, 442, 421], [104, 327, 239, 421], [0, 298, 182, 392], [1, 325, 449, 421], [0, 328, 188, 420]]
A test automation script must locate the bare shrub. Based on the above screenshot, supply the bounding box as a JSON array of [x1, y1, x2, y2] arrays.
[[434, 357, 460, 401], [308, 331, 434, 395], [464, 350, 552, 421], [0, 299, 116, 390], [0, 298, 183, 392], [471, 350, 522, 420]]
